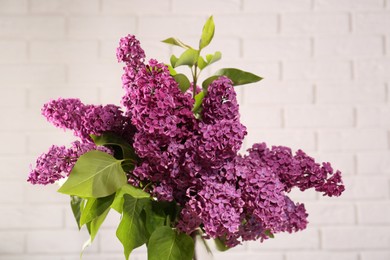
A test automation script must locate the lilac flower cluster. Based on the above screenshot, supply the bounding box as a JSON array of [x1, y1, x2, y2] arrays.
[[28, 98, 133, 185], [42, 98, 134, 142], [28, 141, 110, 185], [116, 35, 344, 246], [246, 143, 345, 197], [29, 34, 345, 248]]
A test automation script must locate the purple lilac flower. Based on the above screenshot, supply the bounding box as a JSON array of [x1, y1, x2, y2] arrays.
[[117, 34, 145, 69], [202, 76, 240, 124], [236, 162, 289, 234], [119, 58, 197, 200], [42, 98, 133, 142], [123, 59, 195, 138], [177, 177, 244, 239], [246, 143, 345, 197], [27, 141, 110, 185], [196, 120, 246, 169], [118, 35, 146, 112], [42, 98, 85, 136]]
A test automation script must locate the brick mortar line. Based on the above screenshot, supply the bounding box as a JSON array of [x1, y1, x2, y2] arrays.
[[350, 60, 355, 80], [312, 83, 317, 104], [348, 12, 353, 33], [239, 0, 244, 11], [352, 153, 358, 175], [27, 0, 32, 13], [318, 228, 322, 250], [98, 0, 103, 13], [278, 61, 283, 80], [310, 36, 315, 58], [277, 13, 282, 34], [168, 0, 173, 13], [388, 131, 390, 150]]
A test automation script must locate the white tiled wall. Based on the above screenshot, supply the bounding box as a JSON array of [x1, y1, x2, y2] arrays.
[[0, 0, 389, 259]]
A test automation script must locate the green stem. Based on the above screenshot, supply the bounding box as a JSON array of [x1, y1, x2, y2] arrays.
[[192, 65, 198, 99]]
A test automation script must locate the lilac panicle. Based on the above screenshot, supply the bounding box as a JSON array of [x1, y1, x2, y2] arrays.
[[42, 98, 133, 142], [27, 141, 110, 185], [246, 143, 345, 197], [117, 34, 145, 69], [118, 34, 147, 111], [177, 177, 244, 238], [119, 57, 197, 201], [196, 120, 246, 169], [202, 76, 240, 124], [122, 59, 195, 138]]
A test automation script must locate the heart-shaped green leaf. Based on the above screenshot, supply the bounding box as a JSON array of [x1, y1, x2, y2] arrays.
[[148, 226, 194, 260], [174, 49, 199, 67], [117, 194, 149, 260], [70, 195, 84, 230], [80, 194, 115, 226], [173, 73, 191, 93], [58, 151, 127, 198], [197, 56, 207, 70], [214, 68, 263, 86], [91, 132, 136, 161], [89, 207, 110, 242], [111, 184, 150, 213]]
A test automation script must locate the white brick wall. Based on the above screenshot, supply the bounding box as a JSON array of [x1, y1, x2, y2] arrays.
[[0, 0, 389, 259]]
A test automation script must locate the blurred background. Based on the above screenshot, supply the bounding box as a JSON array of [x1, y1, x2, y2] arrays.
[[0, 0, 389, 259]]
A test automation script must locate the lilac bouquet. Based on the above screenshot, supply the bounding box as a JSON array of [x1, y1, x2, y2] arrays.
[[28, 17, 344, 260]]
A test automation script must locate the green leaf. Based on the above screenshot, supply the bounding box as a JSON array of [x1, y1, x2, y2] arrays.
[[143, 200, 179, 237], [58, 151, 127, 198], [197, 56, 207, 70], [143, 201, 166, 237], [91, 132, 136, 160], [148, 226, 194, 260], [173, 74, 191, 93], [111, 184, 150, 213], [192, 91, 205, 114], [80, 194, 115, 226], [174, 49, 199, 68], [89, 207, 110, 242], [205, 51, 221, 65], [117, 194, 149, 260], [170, 55, 178, 68], [214, 68, 263, 86], [70, 195, 84, 230], [202, 76, 219, 91], [162, 37, 192, 49], [199, 16, 215, 50], [167, 65, 177, 76], [80, 207, 111, 256], [214, 237, 230, 252]]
